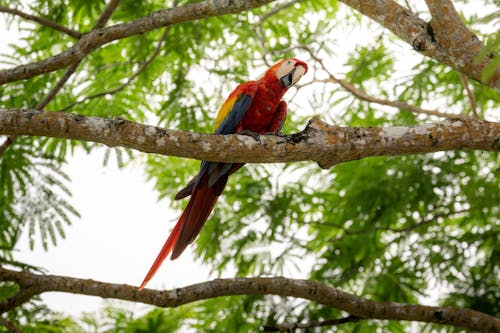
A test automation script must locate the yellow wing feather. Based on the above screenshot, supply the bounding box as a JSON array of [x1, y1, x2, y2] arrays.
[[214, 93, 238, 132], [213, 81, 258, 133]]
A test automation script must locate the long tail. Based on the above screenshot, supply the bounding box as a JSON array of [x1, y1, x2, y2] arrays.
[[139, 172, 223, 290]]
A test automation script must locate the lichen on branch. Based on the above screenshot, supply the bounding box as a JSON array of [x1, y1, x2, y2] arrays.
[[0, 108, 498, 169]]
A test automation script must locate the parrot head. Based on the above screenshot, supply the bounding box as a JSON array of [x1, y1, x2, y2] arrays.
[[273, 58, 308, 88]]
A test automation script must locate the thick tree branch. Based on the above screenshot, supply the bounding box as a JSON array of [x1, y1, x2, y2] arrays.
[[1, 0, 497, 90], [0, 6, 82, 38], [338, 0, 500, 89], [0, 0, 276, 85], [0, 267, 498, 332], [0, 108, 498, 169]]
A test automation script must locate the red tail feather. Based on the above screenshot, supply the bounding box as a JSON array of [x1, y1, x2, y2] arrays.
[[139, 173, 221, 289], [138, 214, 183, 290]]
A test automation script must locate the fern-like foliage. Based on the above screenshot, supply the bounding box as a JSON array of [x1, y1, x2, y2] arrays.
[[0, 137, 80, 255]]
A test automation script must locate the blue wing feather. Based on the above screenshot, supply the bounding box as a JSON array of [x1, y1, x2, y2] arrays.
[[214, 94, 253, 135]]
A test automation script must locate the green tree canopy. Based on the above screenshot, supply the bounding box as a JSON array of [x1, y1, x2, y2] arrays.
[[0, 0, 499, 332]]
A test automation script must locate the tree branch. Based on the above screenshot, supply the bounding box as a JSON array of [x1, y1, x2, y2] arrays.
[[458, 73, 479, 119], [93, 0, 121, 29], [338, 0, 500, 89], [298, 46, 464, 119], [0, 0, 276, 86], [58, 25, 171, 113], [0, 267, 498, 332], [0, 108, 498, 169], [0, 6, 82, 38]]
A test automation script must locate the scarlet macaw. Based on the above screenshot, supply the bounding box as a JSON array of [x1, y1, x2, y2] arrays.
[[139, 58, 308, 289]]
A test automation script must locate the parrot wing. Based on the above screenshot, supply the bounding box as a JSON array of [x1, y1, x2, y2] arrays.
[[174, 82, 258, 200], [171, 82, 259, 256]]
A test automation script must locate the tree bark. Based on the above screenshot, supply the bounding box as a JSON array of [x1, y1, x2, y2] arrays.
[[0, 108, 498, 168], [0, 267, 498, 332], [0, 0, 276, 85], [338, 0, 499, 89], [0, 0, 497, 89]]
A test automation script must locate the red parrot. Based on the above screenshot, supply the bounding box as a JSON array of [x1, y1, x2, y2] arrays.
[[139, 58, 308, 290]]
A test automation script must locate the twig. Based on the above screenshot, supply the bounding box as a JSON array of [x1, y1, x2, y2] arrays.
[[301, 209, 469, 241], [38, 0, 121, 109], [0, 6, 82, 38], [300, 46, 469, 119], [458, 73, 479, 119], [58, 26, 170, 113], [262, 315, 362, 331], [0, 267, 498, 332], [36, 63, 80, 111], [0, 136, 15, 155], [260, 0, 303, 22]]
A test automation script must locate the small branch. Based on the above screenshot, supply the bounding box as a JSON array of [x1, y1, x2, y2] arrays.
[[262, 315, 362, 332], [0, 0, 276, 85], [93, 0, 121, 29], [260, 0, 302, 22], [458, 73, 479, 119], [0, 6, 82, 38], [36, 0, 121, 111], [0, 267, 498, 332], [0, 109, 498, 169], [59, 26, 171, 113], [300, 46, 466, 119], [37, 63, 80, 111]]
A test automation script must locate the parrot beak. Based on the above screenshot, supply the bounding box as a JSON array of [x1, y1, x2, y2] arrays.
[[279, 63, 307, 88], [280, 68, 296, 87]]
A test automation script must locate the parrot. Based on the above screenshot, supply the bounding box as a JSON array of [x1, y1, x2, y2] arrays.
[[139, 58, 308, 290]]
